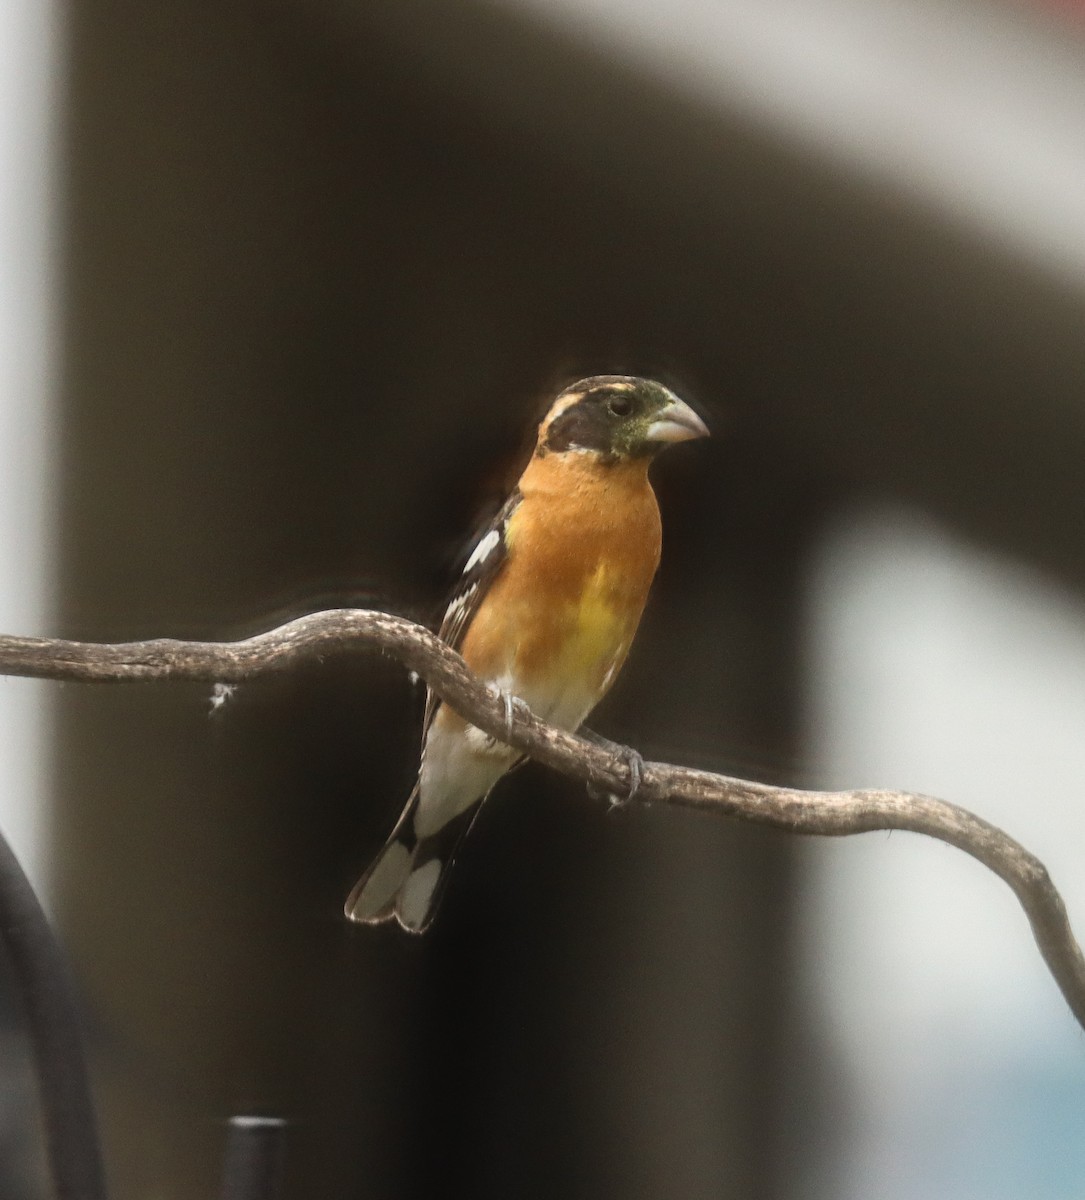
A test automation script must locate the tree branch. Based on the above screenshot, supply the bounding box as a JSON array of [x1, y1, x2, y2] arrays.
[[3, 608, 1084, 1031]]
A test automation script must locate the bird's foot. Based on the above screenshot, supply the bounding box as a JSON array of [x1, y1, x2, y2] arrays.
[[581, 729, 646, 808], [487, 684, 531, 744]]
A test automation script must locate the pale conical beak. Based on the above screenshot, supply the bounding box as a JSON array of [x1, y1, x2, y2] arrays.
[[644, 398, 710, 444]]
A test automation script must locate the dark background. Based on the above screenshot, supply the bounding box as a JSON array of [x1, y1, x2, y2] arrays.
[[40, 1, 1085, 1197]]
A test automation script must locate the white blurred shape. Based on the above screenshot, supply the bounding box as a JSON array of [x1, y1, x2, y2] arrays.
[[0, 0, 59, 895], [500, 0, 1085, 289], [802, 508, 1085, 1200]]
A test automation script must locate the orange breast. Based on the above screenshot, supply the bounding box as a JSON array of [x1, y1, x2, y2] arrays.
[[458, 451, 662, 696]]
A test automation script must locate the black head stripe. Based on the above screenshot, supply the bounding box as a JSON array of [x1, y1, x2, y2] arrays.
[[541, 381, 657, 458], [544, 401, 616, 455]]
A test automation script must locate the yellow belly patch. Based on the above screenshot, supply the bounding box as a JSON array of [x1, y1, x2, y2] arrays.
[[558, 562, 630, 681]]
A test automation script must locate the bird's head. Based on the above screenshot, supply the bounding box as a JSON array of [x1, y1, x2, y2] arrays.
[[536, 376, 709, 463]]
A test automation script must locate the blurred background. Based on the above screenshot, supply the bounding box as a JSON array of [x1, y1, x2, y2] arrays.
[[3, 0, 1085, 1196]]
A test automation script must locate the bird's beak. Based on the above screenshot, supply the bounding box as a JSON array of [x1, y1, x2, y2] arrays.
[[645, 398, 710, 444]]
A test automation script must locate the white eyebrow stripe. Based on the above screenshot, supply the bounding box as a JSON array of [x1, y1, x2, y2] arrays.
[[548, 393, 583, 419]]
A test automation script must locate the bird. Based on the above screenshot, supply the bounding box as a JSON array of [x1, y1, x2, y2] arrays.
[[345, 375, 709, 933]]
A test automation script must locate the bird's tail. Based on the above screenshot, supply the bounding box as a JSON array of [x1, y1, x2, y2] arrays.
[[344, 786, 480, 934]]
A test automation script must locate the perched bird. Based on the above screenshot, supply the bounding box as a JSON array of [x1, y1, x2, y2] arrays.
[[345, 376, 709, 933]]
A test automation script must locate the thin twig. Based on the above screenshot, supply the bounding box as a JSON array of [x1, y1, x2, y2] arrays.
[[2, 609, 1084, 1031], [0, 830, 108, 1200]]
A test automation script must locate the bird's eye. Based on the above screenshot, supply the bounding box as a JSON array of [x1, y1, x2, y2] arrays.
[[606, 394, 633, 417]]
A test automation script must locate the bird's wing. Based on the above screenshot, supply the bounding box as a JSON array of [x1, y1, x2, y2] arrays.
[[422, 488, 521, 740]]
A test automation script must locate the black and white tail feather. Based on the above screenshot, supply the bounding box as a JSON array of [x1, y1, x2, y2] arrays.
[[344, 490, 521, 933], [343, 782, 488, 933]]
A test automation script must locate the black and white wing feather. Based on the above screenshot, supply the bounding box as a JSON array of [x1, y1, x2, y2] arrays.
[[421, 488, 521, 737], [347, 488, 522, 931]]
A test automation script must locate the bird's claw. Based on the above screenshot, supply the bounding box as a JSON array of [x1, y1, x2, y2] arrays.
[[488, 684, 530, 743], [581, 730, 645, 808], [623, 746, 645, 803], [608, 745, 645, 808]]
